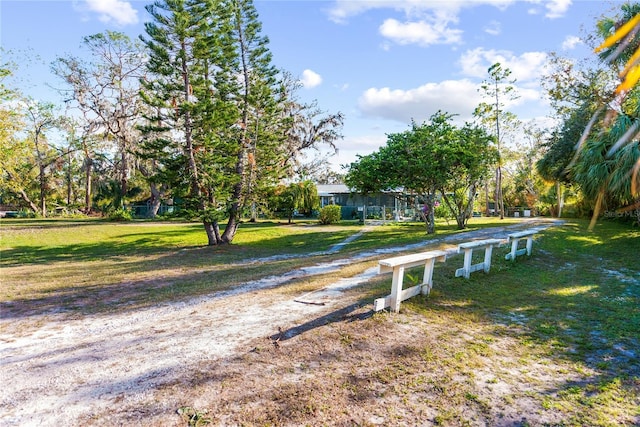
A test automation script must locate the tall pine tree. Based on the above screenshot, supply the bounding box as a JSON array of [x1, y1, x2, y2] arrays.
[[140, 0, 288, 245], [141, 0, 211, 242], [219, 0, 286, 242]]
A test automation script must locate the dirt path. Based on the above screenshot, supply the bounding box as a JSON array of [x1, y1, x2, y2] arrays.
[[0, 219, 562, 427]]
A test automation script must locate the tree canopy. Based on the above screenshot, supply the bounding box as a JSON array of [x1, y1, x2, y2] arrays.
[[346, 112, 496, 233]]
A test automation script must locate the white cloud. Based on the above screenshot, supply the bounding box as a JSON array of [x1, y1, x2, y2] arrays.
[[544, 0, 572, 19], [484, 20, 502, 36], [300, 69, 323, 89], [329, 1, 467, 47], [328, 1, 426, 24], [357, 79, 483, 124], [335, 134, 389, 166], [562, 35, 582, 50], [84, 0, 138, 25], [328, 0, 574, 48], [327, 0, 490, 24], [526, 0, 571, 18], [379, 18, 463, 46], [458, 47, 548, 82], [328, 0, 570, 26]]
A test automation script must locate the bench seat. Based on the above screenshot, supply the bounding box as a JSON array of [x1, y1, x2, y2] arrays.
[[374, 250, 448, 313], [455, 238, 503, 279], [505, 228, 541, 261]]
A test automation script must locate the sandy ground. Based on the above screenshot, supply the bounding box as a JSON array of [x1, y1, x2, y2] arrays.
[[0, 219, 562, 427]]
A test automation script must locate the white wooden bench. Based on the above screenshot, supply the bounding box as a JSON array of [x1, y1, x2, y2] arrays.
[[373, 250, 448, 313], [455, 238, 503, 279], [505, 228, 541, 261]]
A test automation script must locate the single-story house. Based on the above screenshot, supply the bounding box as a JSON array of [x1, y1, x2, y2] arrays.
[[316, 184, 415, 220]]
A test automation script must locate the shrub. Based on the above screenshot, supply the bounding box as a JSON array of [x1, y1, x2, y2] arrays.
[[318, 205, 341, 224], [17, 210, 38, 218], [434, 201, 453, 219], [107, 208, 133, 221]]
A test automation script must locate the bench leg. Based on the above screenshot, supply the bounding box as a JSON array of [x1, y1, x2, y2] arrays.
[[526, 236, 533, 256], [506, 239, 519, 261], [389, 266, 405, 313], [483, 245, 494, 273], [421, 258, 437, 295], [455, 248, 472, 279]]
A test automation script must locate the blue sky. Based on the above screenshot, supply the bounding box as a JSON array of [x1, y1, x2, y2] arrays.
[[1, 0, 620, 170]]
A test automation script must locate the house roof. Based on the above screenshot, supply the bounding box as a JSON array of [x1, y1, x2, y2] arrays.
[[316, 184, 406, 196], [317, 184, 350, 196], [316, 184, 351, 196]]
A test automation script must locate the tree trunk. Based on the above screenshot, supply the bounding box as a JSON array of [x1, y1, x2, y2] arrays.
[[67, 149, 73, 206], [221, 7, 252, 245], [466, 184, 476, 220], [222, 81, 248, 242], [17, 186, 39, 213], [455, 187, 476, 230], [81, 137, 93, 214], [221, 215, 240, 244], [494, 168, 501, 218], [421, 193, 436, 234], [203, 221, 221, 245], [426, 205, 435, 234], [223, 159, 245, 242], [119, 144, 128, 209], [484, 181, 490, 216], [250, 202, 257, 222], [440, 188, 473, 231], [39, 164, 47, 217], [178, 38, 212, 245], [147, 182, 165, 218], [84, 157, 93, 213], [556, 181, 564, 218], [496, 165, 504, 219]]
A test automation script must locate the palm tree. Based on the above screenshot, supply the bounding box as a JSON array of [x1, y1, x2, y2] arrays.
[[576, 5, 640, 226]]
